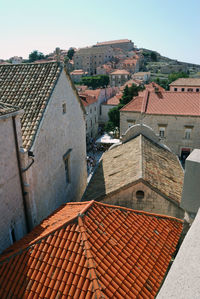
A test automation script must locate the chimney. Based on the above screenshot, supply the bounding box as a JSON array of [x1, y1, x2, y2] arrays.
[[181, 149, 200, 219], [55, 47, 61, 63]]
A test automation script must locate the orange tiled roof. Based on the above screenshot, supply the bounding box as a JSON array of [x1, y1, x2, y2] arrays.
[[0, 62, 62, 149], [106, 93, 122, 105], [169, 78, 200, 86], [111, 69, 130, 75], [121, 89, 200, 116], [79, 94, 98, 107], [0, 201, 183, 298]]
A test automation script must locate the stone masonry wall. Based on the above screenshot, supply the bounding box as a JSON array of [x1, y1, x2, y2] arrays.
[[120, 111, 200, 156], [0, 114, 27, 253], [100, 181, 184, 219]]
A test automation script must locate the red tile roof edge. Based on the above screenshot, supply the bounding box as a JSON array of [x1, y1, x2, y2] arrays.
[[0, 200, 183, 264], [93, 201, 183, 223]]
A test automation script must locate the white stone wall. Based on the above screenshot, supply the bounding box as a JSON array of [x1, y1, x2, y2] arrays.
[[0, 114, 27, 253], [25, 69, 87, 227], [120, 111, 200, 156], [85, 102, 98, 138], [99, 104, 116, 124]]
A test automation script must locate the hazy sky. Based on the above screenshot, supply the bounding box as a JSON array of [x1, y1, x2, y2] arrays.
[[1, 0, 200, 64]]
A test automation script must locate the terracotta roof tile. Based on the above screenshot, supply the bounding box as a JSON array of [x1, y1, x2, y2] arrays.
[[121, 89, 200, 116], [83, 135, 183, 204], [105, 93, 122, 105], [169, 78, 200, 86], [0, 62, 62, 149], [111, 69, 130, 75], [97, 39, 132, 46], [0, 201, 182, 298]]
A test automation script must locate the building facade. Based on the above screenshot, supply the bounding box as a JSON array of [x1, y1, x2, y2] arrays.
[[0, 62, 87, 232], [110, 69, 130, 87], [169, 78, 200, 92], [74, 46, 114, 75], [120, 89, 200, 158], [0, 104, 27, 253]]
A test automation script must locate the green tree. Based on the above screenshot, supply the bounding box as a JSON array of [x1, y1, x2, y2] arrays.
[[67, 48, 75, 60], [81, 75, 109, 89], [29, 50, 45, 62], [150, 51, 157, 62], [105, 84, 144, 132], [168, 71, 189, 84]]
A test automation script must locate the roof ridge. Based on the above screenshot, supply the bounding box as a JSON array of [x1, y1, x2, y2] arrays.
[[78, 216, 104, 298], [140, 134, 144, 179]]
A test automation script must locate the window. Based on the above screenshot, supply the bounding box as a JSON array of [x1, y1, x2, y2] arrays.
[[188, 88, 193, 92], [90, 108, 92, 114], [196, 88, 199, 92], [181, 88, 185, 91], [63, 149, 72, 184], [10, 227, 16, 244], [127, 120, 135, 128], [136, 190, 145, 201], [174, 88, 177, 91], [94, 106, 96, 112], [91, 119, 92, 127], [62, 103, 66, 114], [86, 121, 87, 130], [159, 126, 166, 138], [184, 127, 193, 139]]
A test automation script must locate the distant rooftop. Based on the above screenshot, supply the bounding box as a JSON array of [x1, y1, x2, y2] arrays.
[[97, 39, 132, 46], [111, 69, 130, 75], [170, 78, 200, 86]]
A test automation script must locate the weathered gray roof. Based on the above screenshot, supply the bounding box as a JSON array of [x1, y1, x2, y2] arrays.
[[83, 135, 184, 203], [0, 62, 62, 149], [0, 102, 20, 117]]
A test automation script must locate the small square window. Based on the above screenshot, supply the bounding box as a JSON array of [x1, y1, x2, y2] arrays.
[[62, 103, 66, 114], [174, 88, 177, 91], [185, 128, 192, 140], [159, 127, 166, 138], [181, 88, 185, 91], [196, 88, 199, 92]]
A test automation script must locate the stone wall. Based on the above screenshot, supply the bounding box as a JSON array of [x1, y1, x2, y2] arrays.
[[25, 69, 87, 227], [120, 111, 200, 156], [100, 181, 184, 219], [0, 114, 27, 252]]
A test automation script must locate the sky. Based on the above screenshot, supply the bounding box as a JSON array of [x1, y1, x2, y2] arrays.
[[0, 0, 200, 64]]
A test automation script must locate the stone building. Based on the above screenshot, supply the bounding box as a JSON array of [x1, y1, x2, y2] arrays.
[[169, 78, 200, 92], [0, 103, 28, 253], [83, 125, 184, 219], [110, 69, 131, 87], [70, 69, 87, 83], [73, 46, 114, 75], [120, 88, 200, 159], [0, 62, 87, 233], [96, 39, 134, 52], [132, 71, 150, 82]]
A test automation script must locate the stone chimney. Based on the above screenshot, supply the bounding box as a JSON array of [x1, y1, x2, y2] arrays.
[[55, 47, 61, 63], [181, 149, 200, 219]]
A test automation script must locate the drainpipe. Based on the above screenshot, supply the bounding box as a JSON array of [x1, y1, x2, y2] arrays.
[[12, 116, 31, 232]]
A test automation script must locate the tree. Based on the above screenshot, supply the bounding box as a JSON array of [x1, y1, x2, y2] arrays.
[[81, 75, 109, 89], [29, 50, 45, 62], [67, 48, 75, 60], [168, 71, 189, 84], [150, 51, 157, 62], [105, 84, 144, 132]]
